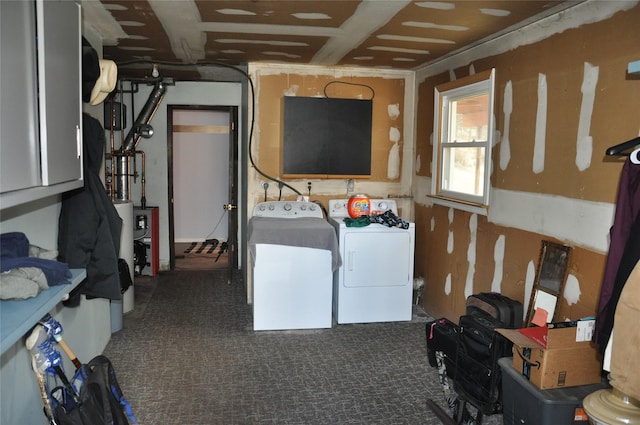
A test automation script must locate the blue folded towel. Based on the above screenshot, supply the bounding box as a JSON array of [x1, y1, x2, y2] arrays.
[[1, 232, 71, 286]]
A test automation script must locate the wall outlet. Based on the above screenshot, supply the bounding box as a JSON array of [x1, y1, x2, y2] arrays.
[[346, 179, 354, 193]]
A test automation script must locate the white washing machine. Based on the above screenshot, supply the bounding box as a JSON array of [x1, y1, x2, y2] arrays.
[[248, 201, 341, 331], [329, 199, 415, 324]]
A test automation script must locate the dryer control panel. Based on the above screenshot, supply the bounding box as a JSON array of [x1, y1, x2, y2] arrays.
[[252, 201, 323, 218], [329, 199, 397, 218]]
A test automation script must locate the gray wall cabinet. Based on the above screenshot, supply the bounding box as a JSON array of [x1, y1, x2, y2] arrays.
[[0, 0, 82, 209]]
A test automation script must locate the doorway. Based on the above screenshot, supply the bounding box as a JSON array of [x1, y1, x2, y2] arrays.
[[167, 106, 238, 271]]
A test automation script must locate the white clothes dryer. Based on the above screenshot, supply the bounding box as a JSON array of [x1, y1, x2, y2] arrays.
[[329, 199, 415, 324], [248, 201, 340, 331]]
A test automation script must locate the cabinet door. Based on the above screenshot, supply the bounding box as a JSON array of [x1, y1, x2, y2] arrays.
[[0, 0, 41, 193], [342, 229, 413, 288], [37, 0, 82, 186], [0, 0, 83, 209]]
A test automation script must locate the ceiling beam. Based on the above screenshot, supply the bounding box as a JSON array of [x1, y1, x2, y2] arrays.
[[311, 0, 412, 65]]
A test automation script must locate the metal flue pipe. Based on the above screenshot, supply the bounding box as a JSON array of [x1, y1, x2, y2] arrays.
[[121, 81, 167, 152], [114, 152, 130, 201], [114, 81, 167, 202]]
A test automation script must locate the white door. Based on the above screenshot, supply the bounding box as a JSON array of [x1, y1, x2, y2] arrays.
[[173, 110, 229, 242]]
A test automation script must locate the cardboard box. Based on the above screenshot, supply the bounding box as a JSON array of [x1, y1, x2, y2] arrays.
[[497, 322, 602, 390]]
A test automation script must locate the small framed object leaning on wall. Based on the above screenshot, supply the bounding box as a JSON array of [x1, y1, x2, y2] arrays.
[[526, 240, 572, 326]]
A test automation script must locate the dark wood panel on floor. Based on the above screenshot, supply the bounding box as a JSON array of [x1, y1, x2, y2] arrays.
[[174, 242, 228, 271]]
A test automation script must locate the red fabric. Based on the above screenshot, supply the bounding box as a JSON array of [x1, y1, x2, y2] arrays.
[[518, 326, 548, 348]]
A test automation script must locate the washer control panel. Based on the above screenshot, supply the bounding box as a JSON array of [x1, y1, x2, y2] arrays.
[[328, 199, 397, 218], [252, 201, 323, 218]]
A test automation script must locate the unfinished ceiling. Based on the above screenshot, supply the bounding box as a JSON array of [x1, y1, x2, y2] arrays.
[[83, 0, 577, 81]]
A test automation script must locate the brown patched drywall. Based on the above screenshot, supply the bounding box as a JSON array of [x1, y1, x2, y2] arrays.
[[415, 72, 448, 176], [255, 73, 406, 183], [415, 5, 640, 324], [417, 204, 608, 323], [418, 6, 640, 203]]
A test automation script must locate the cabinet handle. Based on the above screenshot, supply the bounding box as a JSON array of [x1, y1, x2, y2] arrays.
[[76, 125, 81, 158]]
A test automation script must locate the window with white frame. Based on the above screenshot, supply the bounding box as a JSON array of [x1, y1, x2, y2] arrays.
[[432, 69, 495, 214]]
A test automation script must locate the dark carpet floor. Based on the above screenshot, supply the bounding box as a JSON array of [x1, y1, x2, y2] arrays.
[[104, 270, 503, 425]]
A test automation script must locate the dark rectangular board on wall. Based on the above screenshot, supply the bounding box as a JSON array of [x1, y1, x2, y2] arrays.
[[282, 96, 372, 177]]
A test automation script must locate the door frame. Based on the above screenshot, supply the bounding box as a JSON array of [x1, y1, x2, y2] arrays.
[[167, 105, 239, 270]]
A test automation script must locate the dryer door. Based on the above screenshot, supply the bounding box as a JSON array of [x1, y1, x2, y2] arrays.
[[343, 229, 412, 288]]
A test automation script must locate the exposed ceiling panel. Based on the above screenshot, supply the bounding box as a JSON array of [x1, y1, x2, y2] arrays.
[[82, 0, 578, 81]]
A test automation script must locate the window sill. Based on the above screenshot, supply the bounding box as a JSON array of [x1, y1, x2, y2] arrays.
[[428, 195, 488, 216]]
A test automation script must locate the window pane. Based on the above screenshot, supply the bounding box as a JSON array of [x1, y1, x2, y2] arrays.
[[442, 146, 485, 196], [450, 93, 489, 143]]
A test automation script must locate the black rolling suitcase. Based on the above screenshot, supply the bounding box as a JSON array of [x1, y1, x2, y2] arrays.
[[425, 318, 460, 422], [455, 311, 513, 411], [466, 292, 524, 328], [425, 317, 459, 375], [451, 313, 508, 424]]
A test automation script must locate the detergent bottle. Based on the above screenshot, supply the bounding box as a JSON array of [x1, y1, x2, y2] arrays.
[[347, 194, 371, 218]]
